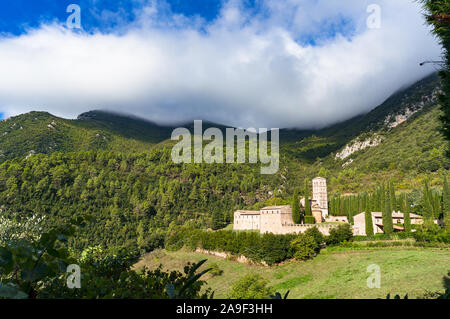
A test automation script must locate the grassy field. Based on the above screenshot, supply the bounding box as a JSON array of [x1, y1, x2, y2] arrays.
[[134, 247, 450, 299]]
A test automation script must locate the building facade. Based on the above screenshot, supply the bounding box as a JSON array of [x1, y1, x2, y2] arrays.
[[312, 177, 328, 217], [233, 177, 334, 235], [233, 210, 261, 231], [352, 211, 424, 236], [234, 205, 337, 235]]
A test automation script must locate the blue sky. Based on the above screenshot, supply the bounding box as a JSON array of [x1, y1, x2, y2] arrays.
[[0, 0, 223, 35], [0, 0, 354, 43], [0, 0, 442, 128], [0, 0, 223, 121]]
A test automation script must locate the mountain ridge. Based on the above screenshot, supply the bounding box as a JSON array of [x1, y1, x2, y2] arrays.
[[0, 73, 442, 165]]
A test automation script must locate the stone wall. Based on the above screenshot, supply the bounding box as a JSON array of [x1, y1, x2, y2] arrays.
[[195, 248, 268, 266], [260, 210, 283, 234], [325, 216, 349, 223], [264, 223, 337, 235]]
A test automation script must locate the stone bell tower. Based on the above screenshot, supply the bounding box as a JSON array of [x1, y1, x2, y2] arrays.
[[312, 177, 328, 217]]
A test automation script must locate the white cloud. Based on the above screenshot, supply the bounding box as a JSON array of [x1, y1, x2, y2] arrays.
[[0, 0, 442, 129]]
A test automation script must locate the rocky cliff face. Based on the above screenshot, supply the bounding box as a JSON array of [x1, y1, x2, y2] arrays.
[[384, 87, 439, 129], [336, 135, 382, 160], [335, 79, 440, 163]]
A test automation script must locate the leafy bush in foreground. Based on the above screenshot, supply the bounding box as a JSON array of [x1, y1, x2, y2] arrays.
[[326, 224, 353, 246], [290, 234, 318, 261], [228, 274, 274, 299], [0, 218, 212, 299]]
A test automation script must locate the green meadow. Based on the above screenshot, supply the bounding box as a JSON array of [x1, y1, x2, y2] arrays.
[[135, 247, 450, 299]]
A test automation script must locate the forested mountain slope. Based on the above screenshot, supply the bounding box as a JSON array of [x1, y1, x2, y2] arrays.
[[0, 73, 448, 252], [0, 110, 176, 161]]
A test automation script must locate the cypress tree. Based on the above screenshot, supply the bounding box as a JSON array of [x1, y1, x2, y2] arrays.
[[333, 196, 337, 215], [292, 189, 300, 224], [403, 193, 411, 233], [361, 193, 367, 214], [365, 193, 369, 214], [389, 182, 397, 212], [330, 195, 335, 216], [383, 184, 393, 235], [212, 209, 223, 230], [369, 193, 375, 213], [432, 192, 441, 220], [344, 197, 351, 222], [364, 194, 374, 236], [337, 194, 341, 216], [443, 176, 450, 229], [333, 195, 338, 216], [423, 181, 434, 227], [329, 196, 333, 216], [332, 195, 336, 215], [379, 184, 385, 212], [304, 179, 311, 216], [347, 197, 352, 224]]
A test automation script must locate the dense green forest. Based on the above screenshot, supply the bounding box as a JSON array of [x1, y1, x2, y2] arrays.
[[0, 149, 283, 252]]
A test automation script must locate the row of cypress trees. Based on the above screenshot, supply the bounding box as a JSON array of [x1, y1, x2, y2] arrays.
[[290, 176, 450, 232], [328, 176, 450, 235]]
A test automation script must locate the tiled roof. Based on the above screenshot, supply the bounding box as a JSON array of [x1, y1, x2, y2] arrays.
[[261, 205, 290, 210], [371, 212, 422, 218], [236, 210, 260, 215]]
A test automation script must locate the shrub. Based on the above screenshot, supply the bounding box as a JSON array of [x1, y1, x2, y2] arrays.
[[414, 228, 450, 244], [209, 263, 223, 277], [304, 227, 324, 247], [260, 233, 295, 265], [304, 216, 316, 224], [353, 232, 414, 242], [327, 224, 353, 245], [228, 274, 275, 299], [290, 234, 319, 261]]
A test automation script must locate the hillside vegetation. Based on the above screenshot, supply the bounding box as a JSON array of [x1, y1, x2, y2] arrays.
[[135, 248, 450, 299], [0, 111, 173, 161]]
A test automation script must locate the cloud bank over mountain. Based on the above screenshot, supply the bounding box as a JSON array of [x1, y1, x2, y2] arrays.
[[0, 0, 442, 129]]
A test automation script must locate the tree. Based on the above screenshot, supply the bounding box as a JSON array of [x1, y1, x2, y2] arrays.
[[423, 181, 435, 227], [443, 176, 450, 228], [403, 193, 412, 233], [290, 234, 319, 261], [292, 189, 300, 224], [211, 209, 223, 230], [304, 227, 324, 247], [304, 179, 311, 216], [389, 182, 397, 212], [326, 224, 353, 245], [228, 274, 275, 299], [383, 184, 393, 235], [421, 1, 450, 147], [365, 209, 374, 237]]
